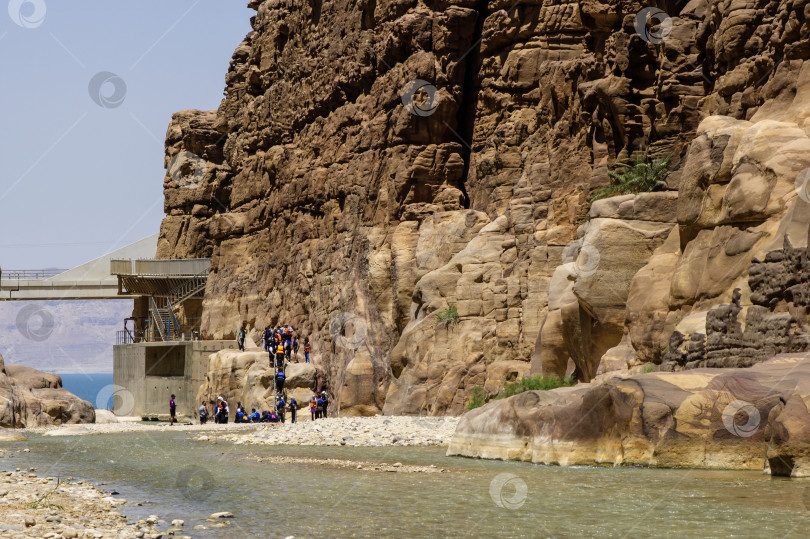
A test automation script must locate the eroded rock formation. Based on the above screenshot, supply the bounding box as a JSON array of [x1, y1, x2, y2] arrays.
[[155, 0, 810, 415], [448, 353, 810, 476], [0, 354, 95, 427]]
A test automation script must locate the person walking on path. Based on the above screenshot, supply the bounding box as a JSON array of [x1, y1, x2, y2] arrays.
[[316, 395, 324, 419], [292, 336, 299, 362], [304, 338, 311, 363], [310, 395, 317, 421], [238, 325, 246, 351], [169, 394, 177, 425], [289, 396, 297, 423], [321, 390, 329, 419]]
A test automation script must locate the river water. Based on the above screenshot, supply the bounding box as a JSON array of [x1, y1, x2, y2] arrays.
[[3, 431, 810, 538]]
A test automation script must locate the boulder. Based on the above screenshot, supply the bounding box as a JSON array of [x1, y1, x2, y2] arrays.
[[0, 354, 94, 428], [448, 353, 810, 475]]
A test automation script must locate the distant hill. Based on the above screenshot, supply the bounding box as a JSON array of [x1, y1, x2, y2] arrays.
[[0, 299, 132, 373]]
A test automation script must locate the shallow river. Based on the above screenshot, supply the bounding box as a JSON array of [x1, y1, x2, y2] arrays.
[[4, 431, 810, 538]]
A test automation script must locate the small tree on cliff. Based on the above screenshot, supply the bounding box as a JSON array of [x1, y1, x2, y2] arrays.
[[590, 154, 671, 202]]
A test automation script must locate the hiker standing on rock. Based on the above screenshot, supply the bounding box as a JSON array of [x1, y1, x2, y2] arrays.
[[310, 395, 317, 421], [238, 325, 246, 351], [304, 338, 311, 363]]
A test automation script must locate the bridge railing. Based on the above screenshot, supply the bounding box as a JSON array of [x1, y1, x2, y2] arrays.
[[117, 318, 202, 344], [0, 269, 67, 280], [111, 258, 210, 276]]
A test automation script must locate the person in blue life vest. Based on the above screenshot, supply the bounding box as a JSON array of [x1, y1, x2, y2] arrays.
[[169, 394, 177, 425], [321, 390, 329, 419], [250, 408, 260, 422], [277, 396, 286, 424], [289, 396, 297, 423], [275, 370, 286, 394]]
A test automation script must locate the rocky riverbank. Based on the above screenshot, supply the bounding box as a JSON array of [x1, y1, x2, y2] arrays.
[[0, 467, 144, 538], [204, 416, 459, 447], [448, 354, 810, 476]]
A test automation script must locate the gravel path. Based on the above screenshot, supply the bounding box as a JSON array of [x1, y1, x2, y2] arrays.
[[207, 416, 459, 447]]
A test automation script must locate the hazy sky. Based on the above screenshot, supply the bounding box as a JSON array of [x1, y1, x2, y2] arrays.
[[1, 0, 252, 270]]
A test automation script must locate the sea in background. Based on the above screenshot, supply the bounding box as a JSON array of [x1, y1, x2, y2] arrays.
[[58, 373, 114, 407]]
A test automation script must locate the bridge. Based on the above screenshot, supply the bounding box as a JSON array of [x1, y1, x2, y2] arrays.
[[1, 234, 210, 344], [0, 234, 159, 300]]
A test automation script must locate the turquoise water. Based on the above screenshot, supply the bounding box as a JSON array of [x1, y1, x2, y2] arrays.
[[58, 373, 113, 405], [3, 432, 810, 538]]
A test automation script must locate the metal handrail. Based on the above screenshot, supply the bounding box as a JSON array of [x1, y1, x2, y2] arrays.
[[1, 269, 67, 280], [111, 258, 211, 276]]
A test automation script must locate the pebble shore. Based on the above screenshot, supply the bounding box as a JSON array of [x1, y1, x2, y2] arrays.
[[0, 468, 147, 539], [204, 416, 459, 447]]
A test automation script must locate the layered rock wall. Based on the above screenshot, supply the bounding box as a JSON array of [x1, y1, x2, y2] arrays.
[[156, 0, 810, 415]]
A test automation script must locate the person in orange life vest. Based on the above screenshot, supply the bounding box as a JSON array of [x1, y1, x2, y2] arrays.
[[275, 342, 285, 370]]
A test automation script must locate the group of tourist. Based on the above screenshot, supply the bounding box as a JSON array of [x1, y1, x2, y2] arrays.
[[187, 323, 324, 425], [196, 390, 329, 424], [236, 324, 312, 364]]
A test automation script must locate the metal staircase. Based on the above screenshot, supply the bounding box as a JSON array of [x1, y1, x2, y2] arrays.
[[113, 259, 211, 342]]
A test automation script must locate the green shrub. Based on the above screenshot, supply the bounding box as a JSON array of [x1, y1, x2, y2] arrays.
[[435, 304, 459, 327], [590, 155, 671, 203], [495, 374, 576, 400], [466, 386, 488, 410], [641, 364, 655, 374]]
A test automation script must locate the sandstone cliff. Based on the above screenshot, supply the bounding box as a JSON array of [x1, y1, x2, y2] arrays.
[[156, 0, 810, 416]]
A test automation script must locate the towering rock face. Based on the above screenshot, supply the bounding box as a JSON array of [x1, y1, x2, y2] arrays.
[[157, 0, 810, 415]]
